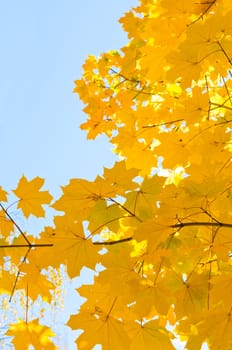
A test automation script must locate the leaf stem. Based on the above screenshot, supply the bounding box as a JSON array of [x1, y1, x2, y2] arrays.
[[106, 296, 118, 320], [107, 197, 142, 222]]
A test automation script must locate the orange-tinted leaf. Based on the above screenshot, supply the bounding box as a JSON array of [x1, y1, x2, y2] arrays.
[[0, 186, 8, 201], [7, 319, 56, 350], [13, 176, 52, 218]]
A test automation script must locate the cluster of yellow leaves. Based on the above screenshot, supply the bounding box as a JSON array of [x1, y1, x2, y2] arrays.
[[2, 0, 232, 349], [70, 0, 232, 348]]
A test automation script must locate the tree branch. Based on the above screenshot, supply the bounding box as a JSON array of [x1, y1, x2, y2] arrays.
[[171, 221, 232, 229], [93, 237, 132, 245], [0, 203, 31, 246], [93, 220, 232, 245], [142, 119, 184, 128], [0, 243, 53, 248]]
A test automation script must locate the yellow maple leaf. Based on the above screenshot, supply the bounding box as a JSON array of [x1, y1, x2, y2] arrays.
[[13, 176, 52, 218], [7, 319, 56, 349], [0, 269, 17, 295], [68, 308, 130, 350], [0, 209, 14, 239], [0, 186, 8, 201], [125, 319, 174, 350], [34, 218, 100, 278], [17, 261, 54, 300], [103, 160, 138, 194]]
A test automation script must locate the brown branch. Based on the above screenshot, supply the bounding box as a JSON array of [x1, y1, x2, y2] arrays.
[[9, 246, 32, 302], [93, 220, 232, 245], [0, 243, 53, 248], [26, 283, 29, 324], [93, 237, 132, 245], [128, 88, 155, 96], [185, 118, 232, 146], [85, 215, 131, 241], [107, 198, 142, 222], [132, 84, 146, 100], [142, 119, 184, 128], [0, 203, 31, 246], [210, 102, 232, 111], [188, 0, 216, 26], [171, 221, 232, 229], [110, 68, 140, 84], [217, 41, 232, 67], [222, 77, 232, 105]]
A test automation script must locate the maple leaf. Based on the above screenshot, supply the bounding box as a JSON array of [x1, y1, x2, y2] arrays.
[[0, 186, 8, 201], [0, 233, 26, 267], [53, 175, 120, 222], [174, 271, 210, 318], [0, 209, 15, 239], [0, 269, 17, 295], [32, 217, 100, 278], [17, 261, 54, 300], [103, 160, 139, 194], [68, 308, 130, 350], [95, 243, 141, 305], [125, 319, 174, 350], [7, 319, 56, 349], [13, 176, 52, 218]]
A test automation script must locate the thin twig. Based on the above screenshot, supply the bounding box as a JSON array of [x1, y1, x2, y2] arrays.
[[26, 283, 29, 324], [142, 119, 184, 128], [93, 220, 232, 245], [9, 246, 32, 302], [171, 221, 232, 229], [93, 237, 132, 245], [107, 198, 142, 222], [0, 203, 31, 246], [188, 0, 216, 26], [217, 41, 232, 66], [0, 243, 53, 248]]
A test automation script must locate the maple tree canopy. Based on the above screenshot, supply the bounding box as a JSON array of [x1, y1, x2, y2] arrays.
[[1, 0, 232, 349]]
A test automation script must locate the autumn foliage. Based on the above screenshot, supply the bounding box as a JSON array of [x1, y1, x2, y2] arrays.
[[1, 0, 232, 349]]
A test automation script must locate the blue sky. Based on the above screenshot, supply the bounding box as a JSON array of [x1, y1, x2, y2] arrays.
[[0, 1, 139, 349], [0, 0, 137, 197]]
